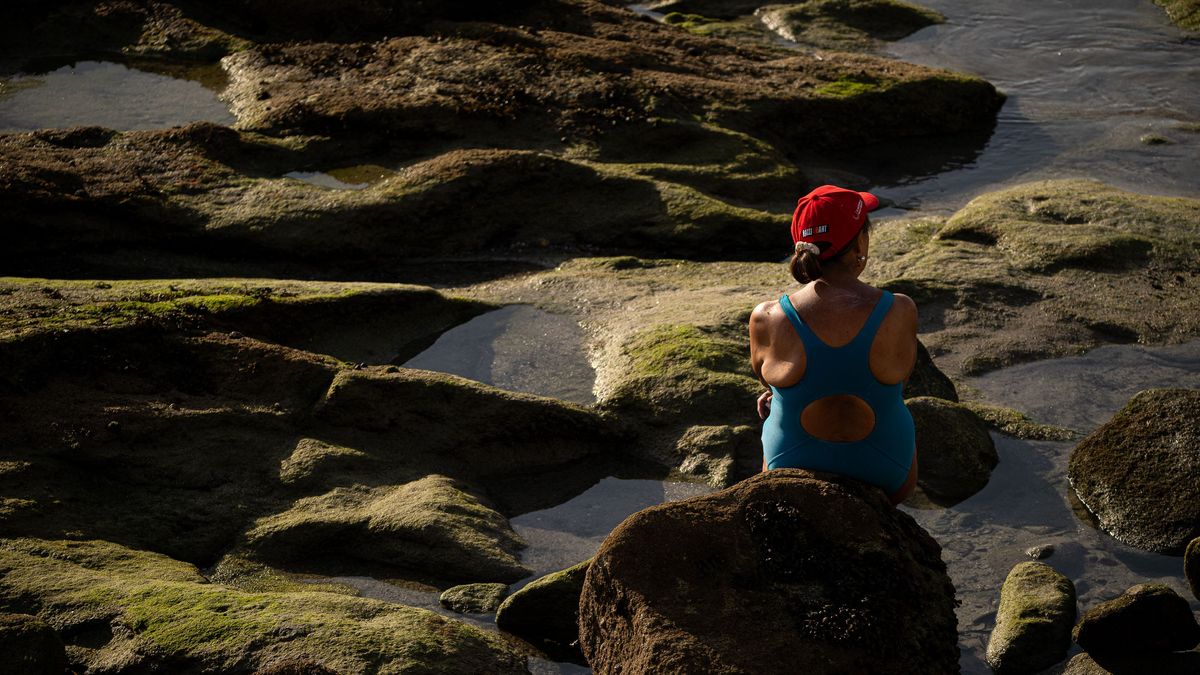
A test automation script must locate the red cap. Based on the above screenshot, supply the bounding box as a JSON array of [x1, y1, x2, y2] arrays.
[[791, 185, 879, 260]]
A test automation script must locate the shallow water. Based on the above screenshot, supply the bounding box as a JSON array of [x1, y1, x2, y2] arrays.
[[0, 60, 234, 132], [284, 165, 397, 190], [403, 305, 597, 405], [510, 477, 716, 583], [917, 339, 1200, 673], [862, 0, 1200, 213]]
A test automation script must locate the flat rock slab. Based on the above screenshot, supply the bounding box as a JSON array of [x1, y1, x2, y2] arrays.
[[578, 469, 959, 674], [1068, 388, 1200, 554]]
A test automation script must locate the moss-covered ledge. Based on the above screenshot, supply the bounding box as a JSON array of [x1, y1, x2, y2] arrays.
[[0, 538, 531, 674]]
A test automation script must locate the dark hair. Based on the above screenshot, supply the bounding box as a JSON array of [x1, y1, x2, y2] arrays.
[[789, 218, 871, 284]]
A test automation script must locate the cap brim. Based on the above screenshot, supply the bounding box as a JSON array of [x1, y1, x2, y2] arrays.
[[858, 191, 880, 213]]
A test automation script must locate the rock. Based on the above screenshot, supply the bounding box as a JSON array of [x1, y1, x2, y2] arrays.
[[674, 424, 762, 487], [864, 181, 1200, 378], [1025, 544, 1055, 560], [578, 469, 959, 674], [0, 613, 69, 675], [496, 559, 592, 663], [1067, 388, 1200, 554], [904, 339, 959, 402], [1187, 536, 1200, 601], [440, 583, 509, 614], [242, 476, 531, 584], [1072, 583, 1200, 655], [254, 659, 339, 675], [985, 562, 1076, 674], [0, 538, 530, 674], [756, 0, 944, 49], [1152, 0, 1200, 32], [1058, 650, 1200, 674], [907, 396, 998, 504], [962, 403, 1078, 442]]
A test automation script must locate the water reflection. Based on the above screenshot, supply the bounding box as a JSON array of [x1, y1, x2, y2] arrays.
[[0, 60, 235, 132], [404, 305, 597, 405]]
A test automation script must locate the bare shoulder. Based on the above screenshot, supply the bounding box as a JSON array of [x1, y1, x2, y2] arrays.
[[749, 300, 780, 330], [891, 292, 917, 314]]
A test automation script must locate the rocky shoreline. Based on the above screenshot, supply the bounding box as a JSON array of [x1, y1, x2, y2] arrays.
[[2, 0, 1199, 673]]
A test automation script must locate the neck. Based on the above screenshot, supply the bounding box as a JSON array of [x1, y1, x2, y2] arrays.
[[816, 262, 861, 287]]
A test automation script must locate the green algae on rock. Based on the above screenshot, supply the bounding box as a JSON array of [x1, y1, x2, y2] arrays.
[[864, 180, 1200, 377], [985, 562, 1076, 675], [1072, 583, 1200, 655], [1060, 650, 1200, 675], [1068, 388, 1200, 554], [961, 402, 1078, 442], [757, 0, 944, 50], [0, 612, 70, 675], [1154, 0, 1200, 31], [241, 476, 531, 584], [496, 559, 593, 663], [440, 582, 509, 614], [0, 538, 530, 674], [908, 396, 998, 505]]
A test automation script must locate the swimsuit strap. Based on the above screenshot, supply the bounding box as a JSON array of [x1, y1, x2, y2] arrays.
[[780, 291, 894, 353], [778, 295, 822, 352], [847, 290, 894, 352]]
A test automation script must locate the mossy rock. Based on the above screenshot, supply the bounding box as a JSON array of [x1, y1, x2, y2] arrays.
[[757, 0, 943, 49], [1060, 651, 1200, 674], [0, 613, 69, 675], [602, 323, 759, 425], [936, 180, 1199, 272], [864, 181, 1200, 377], [1068, 388, 1200, 554], [908, 396, 998, 505], [241, 476, 531, 584], [439, 583, 509, 614], [674, 424, 761, 487], [961, 403, 1078, 442], [986, 562, 1076, 674], [904, 339, 958, 402], [1187, 536, 1200, 601], [0, 538, 529, 674], [1072, 583, 1200, 655], [1154, 0, 1200, 31], [496, 559, 592, 663]]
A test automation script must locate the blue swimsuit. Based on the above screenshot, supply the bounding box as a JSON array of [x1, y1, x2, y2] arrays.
[[761, 291, 915, 495]]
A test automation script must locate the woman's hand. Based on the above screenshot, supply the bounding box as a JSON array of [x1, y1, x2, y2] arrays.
[[757, 391, 772, 420]]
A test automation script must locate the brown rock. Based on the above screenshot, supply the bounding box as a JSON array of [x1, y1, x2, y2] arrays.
[[1072, 583, 1200, 655], [578, 469, 958, 674]]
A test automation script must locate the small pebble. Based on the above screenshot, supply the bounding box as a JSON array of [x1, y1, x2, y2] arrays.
[[229, 331, 243, 339], [106, 421, 121, 433], [385, 366, 400, 373]]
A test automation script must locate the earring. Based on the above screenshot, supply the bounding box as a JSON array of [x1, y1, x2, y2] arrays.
[[857, 255, 867, 262]]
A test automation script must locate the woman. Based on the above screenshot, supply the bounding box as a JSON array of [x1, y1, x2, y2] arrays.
[[749, 185, 919, 505]]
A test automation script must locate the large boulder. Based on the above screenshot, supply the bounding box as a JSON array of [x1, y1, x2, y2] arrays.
[[1186, 536, 1200, 601], [578, 469, 959, 674], [1067, 388, 1200, 554], [496, 559, 592, 663], [908, 396, 998, 504], [0, 613, 69, 675], [985, 562, 1076, 674], [1072, 583, 1200, 655]]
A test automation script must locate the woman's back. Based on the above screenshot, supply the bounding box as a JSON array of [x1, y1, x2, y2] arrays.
[[750, 184, 919, 503]]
